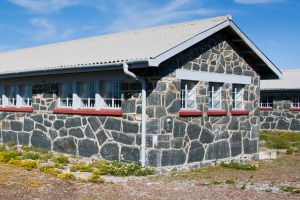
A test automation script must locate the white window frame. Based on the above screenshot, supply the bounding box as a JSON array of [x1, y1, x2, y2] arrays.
[[181, 81, 197, 109], [260, 95, 273, 108], [209, 83, 222, 110], [291, 96, 300, 108], [232, 84, 244, 110]]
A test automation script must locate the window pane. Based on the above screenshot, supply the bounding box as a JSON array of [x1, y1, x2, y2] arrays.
[[103, 81, 121, 108], [260, 95, 273, 107], [292, 96, 300, 108], [6, 85, 17, 106], [181, 81, 196, 109], [81, 82, 96, 108], [21, 85, 32, 106], [209, 83, 222, 109], [233, 85, 243, 109], [60, 83, 73, 107]]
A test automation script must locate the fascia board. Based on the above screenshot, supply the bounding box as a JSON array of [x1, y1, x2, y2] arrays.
[[228, 21, 283, 79], [148, 20, 230, 67], [176, 69, 252, 85]]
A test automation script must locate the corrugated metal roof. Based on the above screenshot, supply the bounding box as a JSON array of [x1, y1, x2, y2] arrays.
[[261, 69, 300, 90], [0, 16, 229, 74]]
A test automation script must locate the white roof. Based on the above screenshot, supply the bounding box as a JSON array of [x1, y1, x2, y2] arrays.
[[0, 16, 229, 74], [0, 15, 282, 80], [261, 69, 300, 90]]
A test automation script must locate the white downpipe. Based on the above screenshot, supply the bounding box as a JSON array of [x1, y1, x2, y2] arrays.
[[123, 62, 146, 167]]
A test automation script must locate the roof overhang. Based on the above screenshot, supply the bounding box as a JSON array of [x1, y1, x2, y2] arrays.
[[148, 17, 282, 80]]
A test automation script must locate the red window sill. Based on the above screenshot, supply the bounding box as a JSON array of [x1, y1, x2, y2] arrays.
[[0, 107, 33, 113], [260, 107, 273, 111], [207, 110, 227, 116], [231, 110, 249, 115], [53, 108, 123, 116], [178, 110, 202, 117], [289, 108, 300, 111]]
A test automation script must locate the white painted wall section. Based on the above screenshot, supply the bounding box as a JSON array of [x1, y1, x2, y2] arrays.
[[176, 69, 252, 84]]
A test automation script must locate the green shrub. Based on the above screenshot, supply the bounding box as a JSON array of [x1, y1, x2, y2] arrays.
[[0, 150, 22, 163], [20, 160, 38, 171], [23, 152, 41, 160], [241, 183, 246, 189], [70, 163, 93, 172], [39, 165, 59, 175], [221, 161, 258, 170], [286, 148, 295, 154], [213, 180, 222, 185], [225, 179, 235, 185], [93, 161, 154, 177], [0, 145, 5, 152], [53, 163, 66, 169], [53, 155, 69, 164], [40, 152, 54, 161], [57, 173, 75, 180], [88, 174, 105, 183], [6, 141, 15, 147], [281, 186, 295, 192], [8, 159, 38, 171]]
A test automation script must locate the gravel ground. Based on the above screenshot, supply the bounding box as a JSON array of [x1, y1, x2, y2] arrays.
[[0, 153, 299, 200]]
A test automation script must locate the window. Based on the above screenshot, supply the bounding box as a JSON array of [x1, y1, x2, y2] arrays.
[[181, 81, 196, 109], [59, 83, 73, 107], [292, 96, 300, 108], [260, 95, 273, 108], [80, 82, 96, 108], [20, 85, 32, 107], [209, 83, 222, 109], [232, 84, 243, 109], [0, 85, 32, 107], [6, 85, 18, 106], [0, 86, 3, 106], [102, 81, 121, 108], [58, 81, 121, 110]]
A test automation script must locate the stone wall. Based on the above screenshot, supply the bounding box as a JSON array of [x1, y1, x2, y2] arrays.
[[260, 92, 300, 131], [0, 31, 261, 169]]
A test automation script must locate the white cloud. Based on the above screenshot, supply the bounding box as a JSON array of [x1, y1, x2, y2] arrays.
[[8, 0, 79, 13], [102, 0, 221, 33], [30, 18, 55, 39], [234, 0, 284, 4]]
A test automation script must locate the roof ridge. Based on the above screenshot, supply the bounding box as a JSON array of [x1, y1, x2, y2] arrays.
[[0, 15, 230, 55]]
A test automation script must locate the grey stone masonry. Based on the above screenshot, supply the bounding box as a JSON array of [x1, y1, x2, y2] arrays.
[[0, 30, 260, 169], [260, 92, 300, 131]]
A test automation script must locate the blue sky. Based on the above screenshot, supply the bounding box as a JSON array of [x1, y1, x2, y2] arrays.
[[0, 0, 299, 70]]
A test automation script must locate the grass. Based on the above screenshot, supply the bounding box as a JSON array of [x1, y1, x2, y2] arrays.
[[260, 130, 300, 152], [221, 161, 258, 170]]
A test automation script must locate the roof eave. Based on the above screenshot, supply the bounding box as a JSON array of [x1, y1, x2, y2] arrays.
[[148, 18, 283, 80], [228, 21, 282, 80]]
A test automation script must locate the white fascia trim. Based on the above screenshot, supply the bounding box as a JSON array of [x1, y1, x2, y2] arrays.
[[148, 20, 230, 67], [229, 21, 283, 79], [176, 69, 252, 85]]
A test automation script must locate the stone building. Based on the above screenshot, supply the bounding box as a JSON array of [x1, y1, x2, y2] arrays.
[[260, 69, 300, 131], [0, 16, 282, 169]]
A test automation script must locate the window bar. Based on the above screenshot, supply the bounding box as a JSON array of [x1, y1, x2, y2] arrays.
[[185, 84, 188, 109]]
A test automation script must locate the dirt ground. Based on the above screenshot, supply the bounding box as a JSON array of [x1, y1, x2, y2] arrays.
[[0, 153, 299, 200]]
